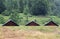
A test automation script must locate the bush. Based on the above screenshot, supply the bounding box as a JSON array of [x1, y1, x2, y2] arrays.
[[0, 15, 5, 24], [1, 10, 11, 16], [9, 10, 20, 25]]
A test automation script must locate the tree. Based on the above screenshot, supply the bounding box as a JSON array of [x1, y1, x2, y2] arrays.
[[30, 0, 48, 16], [1, 10, 11, 16], [0, 0, 6, 14], [9, 10, 20, 25], [23, 4, 30, 23], [17, 0, 24, 13]]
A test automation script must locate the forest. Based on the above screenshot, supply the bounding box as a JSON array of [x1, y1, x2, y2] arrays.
[[0, 0, 60, 25]]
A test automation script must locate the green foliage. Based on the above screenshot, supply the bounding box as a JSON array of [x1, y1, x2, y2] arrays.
[[0, 15, 5, 24], [1, 0, 60, 17], [9, 10, 20, 25], [1, 0, 60, 25], [1, 10, 11, 16], [1, 0, 49, 16], [0, 0, 6, 13], [30, 0, 48, 16]]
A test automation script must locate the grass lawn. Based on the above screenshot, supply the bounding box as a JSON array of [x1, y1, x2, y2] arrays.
[[0, 26, 60, 39]]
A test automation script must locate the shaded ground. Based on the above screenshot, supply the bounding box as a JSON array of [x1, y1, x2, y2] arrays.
[[0, 27, 60, 39]]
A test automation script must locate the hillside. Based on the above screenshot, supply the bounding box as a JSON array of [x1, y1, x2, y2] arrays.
[[0, 0, 60, 25], [0, 13, 60, 25]]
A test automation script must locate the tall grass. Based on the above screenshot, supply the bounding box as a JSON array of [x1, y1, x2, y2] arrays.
[[1, 26, 58, 32]]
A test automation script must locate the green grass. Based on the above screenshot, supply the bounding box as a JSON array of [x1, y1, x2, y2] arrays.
[[1, 13, 60, 25]]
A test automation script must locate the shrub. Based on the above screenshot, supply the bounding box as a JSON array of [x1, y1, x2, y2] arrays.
[[0, 15, 5, 24]]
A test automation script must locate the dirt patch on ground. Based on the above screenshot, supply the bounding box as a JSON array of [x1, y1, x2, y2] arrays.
[[0, 27, 60, 39]]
